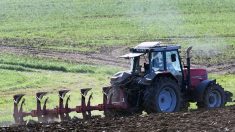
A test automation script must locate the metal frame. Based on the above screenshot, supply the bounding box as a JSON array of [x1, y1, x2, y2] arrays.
[[13, 87, 128, 125]]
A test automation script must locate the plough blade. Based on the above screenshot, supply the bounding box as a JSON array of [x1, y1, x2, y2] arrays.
[[102, 87, 111, 115], [36, 92, 47, 100], [58, 89, 71, 121], [80, 88, 92, 119], [13, 94, 26, 124], [13, 87, 128, 125], [36, 92, 48, 123], [13, 94, 25, 104], [81, 88, 92, 97], [36, 92, 47, 111], [59, 90, 70, 98]]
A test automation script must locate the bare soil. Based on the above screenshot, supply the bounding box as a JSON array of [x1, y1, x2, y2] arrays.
[[0, 44, 234, 74], [1, 106, 235, 131], [0, 45, 130, 68]]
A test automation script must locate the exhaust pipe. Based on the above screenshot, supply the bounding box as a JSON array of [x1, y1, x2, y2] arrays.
[[186, 46, 192, 88]]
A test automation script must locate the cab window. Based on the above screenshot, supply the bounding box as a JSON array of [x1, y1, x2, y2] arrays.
[[166, 51, 182, 76], [151, 52, 164, 71]]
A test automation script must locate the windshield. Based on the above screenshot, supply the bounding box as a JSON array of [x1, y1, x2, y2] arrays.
[[151, 52, 164, 71], [129, 53, 149, 74]]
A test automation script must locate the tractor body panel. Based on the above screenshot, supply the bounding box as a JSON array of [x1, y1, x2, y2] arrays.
[[192, 79, 215, 102], [190, 79, 233, 102], [139, 71, 178, 85], [183, 68, 208, 89]]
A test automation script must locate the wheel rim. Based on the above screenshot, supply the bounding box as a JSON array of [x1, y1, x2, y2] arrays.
[[207, 90, 222, 107], [157, 87, 177, 112]]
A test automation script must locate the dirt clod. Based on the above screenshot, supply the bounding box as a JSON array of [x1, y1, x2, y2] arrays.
[[2, 106, 235, 131]]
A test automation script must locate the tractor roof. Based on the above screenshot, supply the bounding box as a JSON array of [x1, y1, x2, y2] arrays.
[[134, 42, 161, 49], [131, 41, 180, 52], [120, 42, 181, 58]]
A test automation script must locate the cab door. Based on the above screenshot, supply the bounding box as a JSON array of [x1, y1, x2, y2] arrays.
[[165, 50, 183, 82]]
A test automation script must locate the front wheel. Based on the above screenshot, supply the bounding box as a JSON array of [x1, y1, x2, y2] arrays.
[[197, 83, 225, 108], [143, 77, 182, 113]]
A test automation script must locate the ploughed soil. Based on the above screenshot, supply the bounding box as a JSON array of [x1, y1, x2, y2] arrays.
[[2, 106, 235, 131]]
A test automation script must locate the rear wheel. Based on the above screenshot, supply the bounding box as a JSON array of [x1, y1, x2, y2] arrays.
[[197, 83, 225, 109], [143, 77, 182, 113]]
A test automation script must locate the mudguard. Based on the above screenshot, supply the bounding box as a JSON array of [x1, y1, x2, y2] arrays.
[[138, 71, 177, 85], [193, 79, 215, 102]]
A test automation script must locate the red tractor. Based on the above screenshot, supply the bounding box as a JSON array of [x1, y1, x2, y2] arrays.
[[107, 41, 232, 114], [13, 42, 233, 124]]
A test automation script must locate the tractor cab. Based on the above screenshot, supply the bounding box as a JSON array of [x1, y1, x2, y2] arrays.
[[120, 42, 183, 81]]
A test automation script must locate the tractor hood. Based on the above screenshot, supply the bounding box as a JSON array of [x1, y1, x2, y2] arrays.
[[110, 71, 133, 86], [183, 68, 208, 88]]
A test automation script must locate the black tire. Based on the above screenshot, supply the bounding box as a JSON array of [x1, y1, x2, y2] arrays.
[[197, 83, 225, 109], [143, 77, 182, 113]]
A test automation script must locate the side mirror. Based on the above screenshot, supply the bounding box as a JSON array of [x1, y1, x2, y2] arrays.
[[171, 54, 176, 62]]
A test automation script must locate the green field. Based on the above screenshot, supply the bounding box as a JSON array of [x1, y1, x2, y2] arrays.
[[0, 0, 235, 125], [0, 0, 235, 46], [0, 53, 122, 124]]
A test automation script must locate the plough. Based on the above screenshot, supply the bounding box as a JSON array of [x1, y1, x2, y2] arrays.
[[13, 87, 127, 125]]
